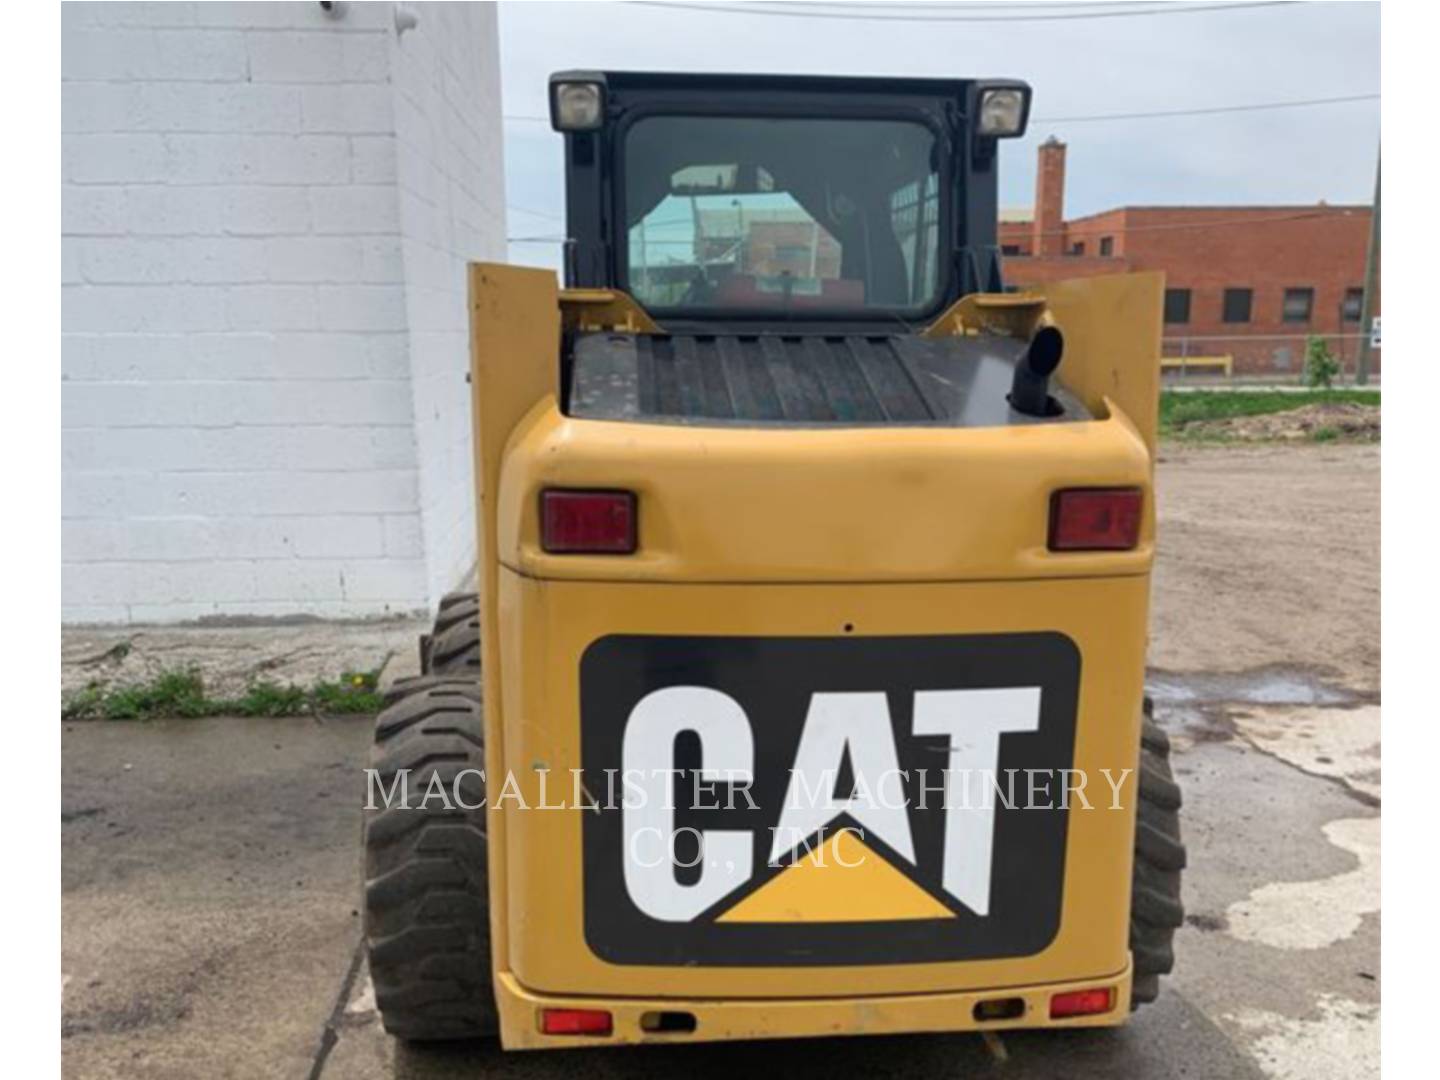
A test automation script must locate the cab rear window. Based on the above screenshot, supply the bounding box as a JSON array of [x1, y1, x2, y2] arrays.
[[622, 115, 944, 317]]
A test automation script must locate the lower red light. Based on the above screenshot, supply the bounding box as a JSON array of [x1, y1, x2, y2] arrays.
[[540, 489, 636, 554], [1049, 487, 1143, 551], [1050, 988, 1114, 1019], [540, 1008, 614, 1036]]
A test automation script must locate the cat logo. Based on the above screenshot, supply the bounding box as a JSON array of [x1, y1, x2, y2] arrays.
[[580, 632, 1080, 967]]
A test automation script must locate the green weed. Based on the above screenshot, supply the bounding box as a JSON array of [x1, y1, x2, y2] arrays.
[[62, 667, 386, 721]]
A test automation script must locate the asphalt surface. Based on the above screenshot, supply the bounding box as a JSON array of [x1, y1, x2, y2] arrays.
[[61, 446, 1381, 1079], [61, 680, 1378, 1079], [61, 716, 364, 1078]]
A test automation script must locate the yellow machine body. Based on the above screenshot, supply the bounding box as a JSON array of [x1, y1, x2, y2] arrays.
[[467, 263, 1163, 1050]]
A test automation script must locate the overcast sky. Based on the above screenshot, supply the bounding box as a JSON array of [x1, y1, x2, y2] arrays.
[[497, 0, 1380, 270]]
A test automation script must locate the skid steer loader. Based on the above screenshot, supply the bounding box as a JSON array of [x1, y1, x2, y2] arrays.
[[364, 70, 1184, 1051]]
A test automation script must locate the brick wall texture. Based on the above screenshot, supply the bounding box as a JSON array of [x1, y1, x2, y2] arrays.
[[61, 2, 506, 624], [999, 141, 1380, 377]]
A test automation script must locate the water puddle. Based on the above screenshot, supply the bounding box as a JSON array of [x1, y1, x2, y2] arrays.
[[1147, 668, 1380, 805], [1147, 667, 1358, 708]]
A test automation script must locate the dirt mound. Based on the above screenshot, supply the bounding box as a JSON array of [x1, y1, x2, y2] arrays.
[[1187, 401, 1380, 442]]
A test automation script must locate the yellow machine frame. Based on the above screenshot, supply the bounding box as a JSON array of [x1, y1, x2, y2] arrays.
[[467, 263, 1163, 1049]]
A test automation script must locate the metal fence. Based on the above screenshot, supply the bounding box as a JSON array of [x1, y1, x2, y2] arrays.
[[1160, 332, 1379, 386]]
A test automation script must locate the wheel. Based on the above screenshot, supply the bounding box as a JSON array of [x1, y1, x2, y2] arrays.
[[433, 589, 479, 631], [1130, 698, 1186, 1008], [363, 678, 497, 1040], [420, 591, 481, 677]]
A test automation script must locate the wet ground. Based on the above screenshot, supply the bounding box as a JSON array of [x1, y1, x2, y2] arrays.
[[60, 669, 1379, 1080], [61, 444, 1380, 1078]]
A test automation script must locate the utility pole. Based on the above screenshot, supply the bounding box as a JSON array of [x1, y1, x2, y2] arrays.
[[1355, 153, 1380, 386]]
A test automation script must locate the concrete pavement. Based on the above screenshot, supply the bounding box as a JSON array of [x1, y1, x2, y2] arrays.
[[61, 447, 1381, 1078], [62, 675, 1378, 1079], [62, 714, 369, 1079]]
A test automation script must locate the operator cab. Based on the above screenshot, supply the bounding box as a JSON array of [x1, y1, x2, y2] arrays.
[[547, 71, 1082, 428], [549, 70, 1032, 329]]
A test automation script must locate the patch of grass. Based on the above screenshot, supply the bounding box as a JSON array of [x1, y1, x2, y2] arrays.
[[66, 669, 211, 720], [1159, 389, 1380, 439], [308, 670, 385, 715], [1310, 425, 1341, 443], [62, 667, 385, 721], [228, 680, 311, 717]]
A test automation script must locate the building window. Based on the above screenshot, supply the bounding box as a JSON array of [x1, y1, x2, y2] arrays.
[[1164, 288, 1191, 325], [1069, 241, 1085, 256], [1342, 286, 1364, 322], [1222, 288, 1253, 324], [1282, 287, 1314, 323], [1001, 244, 1021, 256], [1099, 236, 1114, 257]]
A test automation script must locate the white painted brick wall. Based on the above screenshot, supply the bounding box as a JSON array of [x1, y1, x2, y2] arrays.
[[62, 2, 504, 624], [388, 3, 506, 606]]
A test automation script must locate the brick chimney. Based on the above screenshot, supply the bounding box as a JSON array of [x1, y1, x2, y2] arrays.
[[1033, 136, 1067, 257]]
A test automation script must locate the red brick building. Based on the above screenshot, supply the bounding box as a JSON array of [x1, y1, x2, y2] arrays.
[[1000, 138, 1380, 376]]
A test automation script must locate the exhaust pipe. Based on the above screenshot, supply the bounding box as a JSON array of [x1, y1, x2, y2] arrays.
[[1009, 325, 1064, 417]]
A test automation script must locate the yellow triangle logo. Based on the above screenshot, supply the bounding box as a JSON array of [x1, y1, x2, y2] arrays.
[[716, 830, 956, 923]]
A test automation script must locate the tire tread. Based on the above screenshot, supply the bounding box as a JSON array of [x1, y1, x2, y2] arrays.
[[364, 678, 496, 1040], [1130, 713, 1186, 1009]]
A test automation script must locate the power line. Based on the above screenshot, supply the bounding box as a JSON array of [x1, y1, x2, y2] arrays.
[[500, 90, 1376, 128], [626, 0, 1296, 23], [765, 1, 1170, 9], [507, 203, 564, 222], [742, 2, 1175, 10], [1042, 93, 1377, 123], [507, 207, 1366, 247], [715, 0, 1230, 15], [1029, 208, 1362, 239]]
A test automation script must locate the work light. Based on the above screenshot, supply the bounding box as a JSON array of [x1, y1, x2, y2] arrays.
[[977, 86, 1029, 137], [549, 74, 607, 132]]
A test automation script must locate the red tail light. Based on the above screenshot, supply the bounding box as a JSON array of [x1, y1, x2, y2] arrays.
[[540, 489, 637, 554], [1050, 987, 1113, 1019], [540, 1007, 613, 1035], [1048, 487, 1142, 551]]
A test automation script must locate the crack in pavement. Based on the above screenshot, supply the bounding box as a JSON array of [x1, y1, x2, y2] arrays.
[[1149, 673, 1380, 809], [1163, 688, 1381, 1080], [307, 938, 365, 1080]]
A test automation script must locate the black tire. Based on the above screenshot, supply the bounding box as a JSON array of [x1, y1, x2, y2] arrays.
[[434, 589, 479, 631], [420, 591, 481, 677], [1131, 700, 1186, 1008], [363, 678, 497, 1040]]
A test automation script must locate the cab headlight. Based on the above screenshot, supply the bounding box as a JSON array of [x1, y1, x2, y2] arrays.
[[550, 78, 606, 132], [977, 86, 1029, 138]]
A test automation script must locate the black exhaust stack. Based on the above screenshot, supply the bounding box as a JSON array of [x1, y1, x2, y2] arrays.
[[1008, 325, 1065, 417]]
